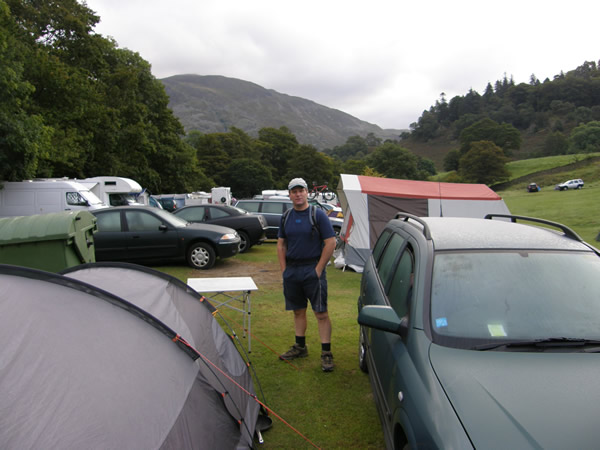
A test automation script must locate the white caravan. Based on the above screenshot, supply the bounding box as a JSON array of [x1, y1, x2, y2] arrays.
[[78, 177, 143, 206], [0, 179, 107, 218]]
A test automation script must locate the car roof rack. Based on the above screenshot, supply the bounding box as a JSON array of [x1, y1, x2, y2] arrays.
[[484, 214, 582, 242], [394, 212, 432, 240]]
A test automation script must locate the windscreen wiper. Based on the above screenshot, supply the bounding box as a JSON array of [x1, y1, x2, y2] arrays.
[[474, 337, 600, 351]]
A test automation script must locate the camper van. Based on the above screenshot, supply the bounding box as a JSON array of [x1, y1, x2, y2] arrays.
[[78, 177, 143, 207], [0, 179, 107, 218]]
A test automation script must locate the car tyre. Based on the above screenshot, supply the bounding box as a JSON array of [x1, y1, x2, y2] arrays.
[[187, 242, 216, 270], [358, 326, 368, 373], [238, 230, 251, 253]]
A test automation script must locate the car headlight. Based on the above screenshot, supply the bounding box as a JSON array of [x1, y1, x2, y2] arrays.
[[220, 233, 239, 241]]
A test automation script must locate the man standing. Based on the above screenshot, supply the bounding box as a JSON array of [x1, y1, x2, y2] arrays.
[[277, 178, 337, 372]]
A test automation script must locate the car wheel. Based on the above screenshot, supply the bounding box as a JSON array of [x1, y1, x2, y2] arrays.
[[358, 327, 368, 373], [187, 242, 216, 270], [238, 230, 250, 253]]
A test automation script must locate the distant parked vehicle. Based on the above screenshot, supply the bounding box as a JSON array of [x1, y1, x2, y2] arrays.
[[0, 179, 106, 218], [527, 182, 540, 192], [78, 176, 144, 206], [235, 198, 342, 239], [173, 204, 267, 253], [154, 197, 178, 211], [555, 179, 584, 190]]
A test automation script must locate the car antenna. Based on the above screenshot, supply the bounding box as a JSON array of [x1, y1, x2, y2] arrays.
[[438, 181, 444, 217]]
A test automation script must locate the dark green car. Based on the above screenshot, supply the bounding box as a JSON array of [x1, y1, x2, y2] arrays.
[[358, 213, 600, 449]]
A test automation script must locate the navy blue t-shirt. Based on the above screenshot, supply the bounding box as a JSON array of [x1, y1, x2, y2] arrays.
[[278, 206, 335, 261]]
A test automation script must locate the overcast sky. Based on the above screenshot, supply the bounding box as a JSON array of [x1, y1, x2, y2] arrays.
[[85, 0, 598, 130]]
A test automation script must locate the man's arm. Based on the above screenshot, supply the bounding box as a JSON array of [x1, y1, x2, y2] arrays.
[[315, 236, 335, 277], [277, 237, 287, 273]]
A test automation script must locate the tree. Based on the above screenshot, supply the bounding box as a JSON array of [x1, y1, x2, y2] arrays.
[[459, 118, 521, 156], [458, 141, 509, 184], [286, 145, 336, 188], [224, 158, 273, 198], [326, 135, 368, 162], [443, 149, 461, 172], [257, 126, 299, 185], [542, 131, 568, 156], [3, 0, 199, 193], [0, 1, 51, 180], [342, 159, 367, 175], [365, 142, 421, 180], [568, 121, 600, 153]]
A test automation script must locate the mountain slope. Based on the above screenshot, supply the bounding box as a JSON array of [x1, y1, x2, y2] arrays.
[[161, 74, 403, 149]]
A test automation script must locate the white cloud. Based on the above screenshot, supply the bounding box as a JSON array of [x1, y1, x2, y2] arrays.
[[86, 0, 600, 129]]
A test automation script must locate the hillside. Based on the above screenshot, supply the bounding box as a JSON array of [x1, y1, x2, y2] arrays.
[[161, 74, 404, 150]]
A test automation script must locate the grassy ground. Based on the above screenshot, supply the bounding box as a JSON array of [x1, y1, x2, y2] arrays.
[[156, 244, 385, 449]]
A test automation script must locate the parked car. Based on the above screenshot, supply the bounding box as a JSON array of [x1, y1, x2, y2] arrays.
[[153, 197, 178, 211], [91, 206, 240, 269], [358, 213, 600, 449], [234, 198, 291, 239], [309, 199, 343, 218], [234, 198, 342, 239], [148, 196, 164, 209], [556, 178, 584, 190], [527, 182, 540, 192], [173, 204, 267, 253]]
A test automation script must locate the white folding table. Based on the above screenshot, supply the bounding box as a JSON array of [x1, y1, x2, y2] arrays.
[[187, 277, 257, 352]]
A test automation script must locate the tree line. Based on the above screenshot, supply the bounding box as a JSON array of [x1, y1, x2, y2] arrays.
[[408, 61, 600, 157], [3, 0, 596, 197]]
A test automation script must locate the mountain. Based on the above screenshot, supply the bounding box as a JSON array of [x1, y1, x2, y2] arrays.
[[161, 74, 404, 150]]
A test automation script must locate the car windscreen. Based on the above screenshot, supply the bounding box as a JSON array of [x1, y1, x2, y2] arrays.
[[152, 208, 189, 227], [80, 190, 104, 206], [430, 250, 600, 348]]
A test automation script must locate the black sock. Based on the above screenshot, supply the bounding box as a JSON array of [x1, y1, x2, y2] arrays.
[[321, 343, 331, 352], [296, 336, 306, 348]]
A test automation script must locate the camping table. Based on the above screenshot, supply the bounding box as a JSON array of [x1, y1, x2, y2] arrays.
[[187, 277, 257, 353]]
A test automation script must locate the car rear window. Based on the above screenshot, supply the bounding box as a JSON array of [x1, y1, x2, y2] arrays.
[[237, 201, 260, 213]]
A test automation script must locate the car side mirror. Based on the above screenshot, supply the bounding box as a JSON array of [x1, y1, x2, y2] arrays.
[[399, 316, 409, 340], [358, 305, 404, 336]]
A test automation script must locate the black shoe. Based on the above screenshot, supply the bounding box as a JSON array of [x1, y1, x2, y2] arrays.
[[321, 351, 334, 372], [279, 344, 308, 360]]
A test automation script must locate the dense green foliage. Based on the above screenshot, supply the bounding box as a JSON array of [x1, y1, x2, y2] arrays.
[[410, 62, 600, 144], [1, 0, 205, 192]]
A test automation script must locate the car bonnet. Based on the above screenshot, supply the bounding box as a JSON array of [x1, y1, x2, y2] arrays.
[[429, 344, 600, 448]]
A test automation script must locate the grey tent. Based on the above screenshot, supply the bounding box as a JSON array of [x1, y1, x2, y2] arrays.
[[0, 262, 265, 449]]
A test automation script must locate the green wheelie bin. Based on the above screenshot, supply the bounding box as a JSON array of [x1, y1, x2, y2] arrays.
[[0, 210, 97, 272]]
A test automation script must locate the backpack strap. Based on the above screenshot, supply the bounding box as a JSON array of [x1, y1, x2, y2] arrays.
[[282, 205, 321, 240]]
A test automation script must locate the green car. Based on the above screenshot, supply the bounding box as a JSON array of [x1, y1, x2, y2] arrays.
[[358, 213, 600, 449]]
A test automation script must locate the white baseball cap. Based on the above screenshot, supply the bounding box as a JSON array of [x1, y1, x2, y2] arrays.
[[288, 178, 308, 190]]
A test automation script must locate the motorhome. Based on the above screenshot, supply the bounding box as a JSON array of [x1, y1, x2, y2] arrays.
[[0, 179, 107, 218], [78, 177, 143, 206]]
